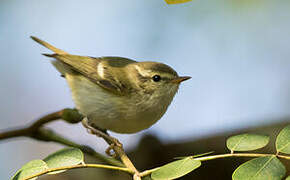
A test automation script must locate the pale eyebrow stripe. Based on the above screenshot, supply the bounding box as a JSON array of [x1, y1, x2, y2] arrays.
[[97, 62, 105, 78], [134, 65, 151, 77], [134, 65, 175, 80]]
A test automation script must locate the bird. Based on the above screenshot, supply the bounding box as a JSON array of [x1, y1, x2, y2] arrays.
[[31, 36, 191, 134]]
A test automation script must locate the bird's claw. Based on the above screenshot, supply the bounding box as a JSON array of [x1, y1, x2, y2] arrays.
[[105, 138, 123, 157], [82, 117, 123, 158]]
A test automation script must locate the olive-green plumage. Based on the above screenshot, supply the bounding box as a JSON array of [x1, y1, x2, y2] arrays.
[[31, 36, 190, 133]]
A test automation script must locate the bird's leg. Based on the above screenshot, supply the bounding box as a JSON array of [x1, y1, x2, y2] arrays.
[[81, 117, 122, 157], [82, 117, 140, 177]]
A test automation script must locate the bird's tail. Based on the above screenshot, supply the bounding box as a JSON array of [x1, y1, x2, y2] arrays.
[[30, 36, 67, 54]]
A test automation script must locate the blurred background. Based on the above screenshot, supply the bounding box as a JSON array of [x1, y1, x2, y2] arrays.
[[0, 0, 290, 179]]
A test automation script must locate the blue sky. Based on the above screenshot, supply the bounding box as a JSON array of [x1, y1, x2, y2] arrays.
[[1, 0, 290, 178]]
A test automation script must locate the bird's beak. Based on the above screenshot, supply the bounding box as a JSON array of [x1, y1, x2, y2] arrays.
[[171, 76, 191, 83]]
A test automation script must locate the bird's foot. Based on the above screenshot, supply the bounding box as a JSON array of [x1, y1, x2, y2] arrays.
[[82, 117, 123, 157]]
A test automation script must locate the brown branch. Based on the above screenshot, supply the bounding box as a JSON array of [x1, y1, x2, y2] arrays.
[[0, 109, 70, 140], [0, 127, 30, 140]]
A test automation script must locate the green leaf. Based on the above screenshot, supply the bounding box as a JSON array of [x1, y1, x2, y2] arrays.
[[43, 148, 84, 174], [165, 0, 192, 5], [151, 158, 201, 180], [11, 160, 48, 180], [286, 176, 290, 180], [276, 125, 290, 154], [232, 156, 286, 180], [226, 133, 269, 152]]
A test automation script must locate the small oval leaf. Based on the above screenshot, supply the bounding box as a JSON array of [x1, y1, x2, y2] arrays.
[[165, 0, 192, 4], [11, 160, 48, 180], [232, 156, 286, 180], [226, 133, 269, 152], [151, 158, 201, 180], [276, 125, 290, 154], [43, 148, 84, 174]]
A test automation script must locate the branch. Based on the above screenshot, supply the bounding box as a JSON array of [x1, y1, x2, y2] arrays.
[[0, 109, 81, 140], [0, 109, 140, 179], [0, 110, 62, 140], [0, 109, 123, 167]]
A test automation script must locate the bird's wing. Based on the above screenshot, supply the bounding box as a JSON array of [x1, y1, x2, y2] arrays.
[[47, 54, 136, 95], [31, 36, 136, 95]]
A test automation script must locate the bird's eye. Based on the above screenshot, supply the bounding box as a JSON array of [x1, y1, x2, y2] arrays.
[[152, 75, 161, 82]]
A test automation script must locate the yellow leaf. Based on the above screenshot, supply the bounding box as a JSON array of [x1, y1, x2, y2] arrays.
[[165, 0, 192, 5]]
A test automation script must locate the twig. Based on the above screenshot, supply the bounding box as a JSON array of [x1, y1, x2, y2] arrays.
[[22, 163, 133, 180], [139, 152, 290, 177], [194, 153, 290, 161]]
